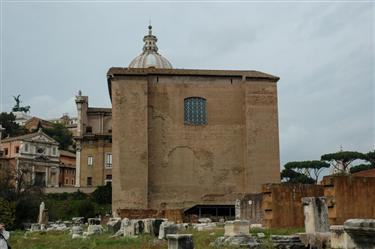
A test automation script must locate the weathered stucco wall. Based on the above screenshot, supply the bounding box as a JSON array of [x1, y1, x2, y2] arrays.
[[110, 69, 280, 215], [239, 193, 264, 224], [147, 75, 246, 209], [112, 77, 149, 210], [322, 175, 375, 225], [79, 139, 112, 187], [262, 183, 324, 228]]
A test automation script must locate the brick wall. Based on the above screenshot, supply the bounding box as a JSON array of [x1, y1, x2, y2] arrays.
[[262, 183, 324, 228], [322, 175, 375, 225]]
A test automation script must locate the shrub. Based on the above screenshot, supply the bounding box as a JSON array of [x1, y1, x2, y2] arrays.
[[14, 195, 40, 228], [0, 197, 16, 229], [91, 184, 112, 204], [72, 190, 89, 200], [77, 200, 96, 219]]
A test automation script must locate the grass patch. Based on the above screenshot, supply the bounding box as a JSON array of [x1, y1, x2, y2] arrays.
[[8, 227, 304, 249], [9, 231, 167, 249], [250, 227, 304, 238]]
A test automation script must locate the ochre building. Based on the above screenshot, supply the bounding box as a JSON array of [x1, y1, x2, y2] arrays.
[[108, 26, 281, 219], [74, 94, 112, 187]]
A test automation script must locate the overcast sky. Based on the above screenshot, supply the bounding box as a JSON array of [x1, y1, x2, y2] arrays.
[[1, 1, 374, 166]]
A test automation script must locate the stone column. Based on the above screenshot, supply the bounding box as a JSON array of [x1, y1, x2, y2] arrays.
[[75, 144, 81, 187], [32, 165, 35, 185], [45, 167, 49, 187], [235, 199, 241, 219], [302, 197, 329, 234], [54, 167, 59, 187]]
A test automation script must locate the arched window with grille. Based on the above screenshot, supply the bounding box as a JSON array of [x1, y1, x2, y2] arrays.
[[184, 97, 207, 125]]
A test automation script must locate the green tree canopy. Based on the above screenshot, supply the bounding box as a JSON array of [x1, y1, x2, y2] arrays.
[[284, 160, 330, 183], [350, 164, 374, 174], [0, 112, 28, 139], [43, 123, 73, 150], [321, 151, 366, 173], [365, 150, 375, 166], [281, 168, 315, 184]]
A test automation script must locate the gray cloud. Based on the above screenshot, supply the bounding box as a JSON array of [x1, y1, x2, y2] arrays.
[[2, 2, 374, 167]]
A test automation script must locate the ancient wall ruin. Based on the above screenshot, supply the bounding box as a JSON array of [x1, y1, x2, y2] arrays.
[[261, 183, 324, 228], [322, 175, 375, 225]]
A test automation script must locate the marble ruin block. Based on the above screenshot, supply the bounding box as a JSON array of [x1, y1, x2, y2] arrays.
[[87, 218, 101, 225], [38, 202, 49, 225], [302, 197, 329, 233], [72, 217, 85, 225], [271, 235, 306, 248], [224, 220, 250, 236], [330, 225, 356, 249], [87, 225, 103, 235], [143, 218, 155, 234], [135, 220, 145, 235], [123, 218, 135, 237], [158, 221, 178, 239], [107, 217, 122, 234], [153, 219, 166, 237], [72, 225, 83, 235], [343, 219, 375, 249], [198, 218, 211, 223], [167, 234, 194, 249], [30, 223, 41, 231], [211, 234, 259, 248], [71, 225, 86, 239], [194, 222, 216, 231]]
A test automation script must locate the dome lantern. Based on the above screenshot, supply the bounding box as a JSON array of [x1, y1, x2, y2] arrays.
[[129, 25, 173, 69]]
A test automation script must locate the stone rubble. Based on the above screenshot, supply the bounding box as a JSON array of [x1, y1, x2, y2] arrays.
[[72, 217, 85, 225], [197, 218, 211, 223], [330, 225, 355, 249], [211, 235, 260, 248], [158, 221, 178, 240], [86, 224, 103, 236], [167, 234, 194, 249], [224, 220, 250, 236], [193, 222, 216, 231], [256, 232, 266, 238], [342, 219, 375, 249], [271, 235, 308, 249], [250, 223, 263, 229], [106, 217, 122, 234], [212, 219, 260, 248], [71, 225, 87, 239]]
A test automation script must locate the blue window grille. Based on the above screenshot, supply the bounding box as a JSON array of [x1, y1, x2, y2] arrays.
[[184, 97, 207, 125]]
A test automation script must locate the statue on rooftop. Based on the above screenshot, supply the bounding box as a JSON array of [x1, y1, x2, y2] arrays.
[[12, 94, 30, 113]]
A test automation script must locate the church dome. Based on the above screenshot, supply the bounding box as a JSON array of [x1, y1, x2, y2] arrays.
[[129, 25, 173, 69]]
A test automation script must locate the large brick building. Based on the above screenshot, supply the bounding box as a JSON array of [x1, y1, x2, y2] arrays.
[[108, 26, 281, 219]]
